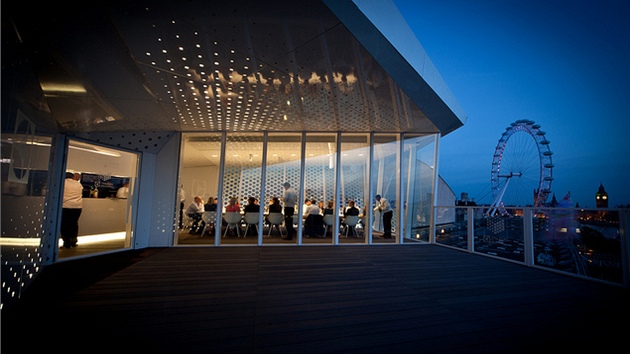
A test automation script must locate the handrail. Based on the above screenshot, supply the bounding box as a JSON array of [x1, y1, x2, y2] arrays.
[[430, 205, 629, 288]]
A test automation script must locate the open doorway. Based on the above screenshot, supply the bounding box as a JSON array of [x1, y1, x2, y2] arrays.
[[58, 139, 139, 259]]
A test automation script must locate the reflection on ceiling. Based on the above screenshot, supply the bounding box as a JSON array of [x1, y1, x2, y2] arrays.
[[181, 132, 431, 168], [5, 0, 443, 135]]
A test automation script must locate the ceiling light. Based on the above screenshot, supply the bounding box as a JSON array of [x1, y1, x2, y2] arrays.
[[40, 82, 86, 94]]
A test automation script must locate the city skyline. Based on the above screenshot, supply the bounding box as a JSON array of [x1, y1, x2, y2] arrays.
[[395, 0, 630, 208]]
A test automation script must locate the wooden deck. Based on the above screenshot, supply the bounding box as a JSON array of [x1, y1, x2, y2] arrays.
[[3, 245, 628, 353]]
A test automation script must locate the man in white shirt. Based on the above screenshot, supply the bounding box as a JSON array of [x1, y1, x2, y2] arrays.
[[375, 194, 393, 239], [179, 185, 186, 229], [61, 172, 83, 248], [116, 182, 129, 199], [282, 182, 297, 240]]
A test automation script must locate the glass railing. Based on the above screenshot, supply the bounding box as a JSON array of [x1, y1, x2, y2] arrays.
[[433, 206, 629, 287]]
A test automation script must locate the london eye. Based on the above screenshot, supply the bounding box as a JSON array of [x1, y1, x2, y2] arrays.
[[488, 119, 554, 216]]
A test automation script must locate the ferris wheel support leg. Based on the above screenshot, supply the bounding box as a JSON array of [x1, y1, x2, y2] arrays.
[[487, 178, 512, 216]]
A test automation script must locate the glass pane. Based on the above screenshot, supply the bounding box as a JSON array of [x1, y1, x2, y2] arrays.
[[220, 133, 263, 245], [264, 133, 302, 244], [1, 132, 50, 305], [339, 133, 369, 243], [533, 207, 623, 284], [178, 133, 222, 245], [474, 207, 525, 262], [402, 134, 435, 242], [302, 133, 336, 243], [371, 134, 398, 243], [435, 206, 470, 249]]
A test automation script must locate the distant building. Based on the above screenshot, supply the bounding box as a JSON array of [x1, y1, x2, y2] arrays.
[[456, 192, 477, 206], [596, 183, 609, 208], [455, 192, 477, 224]]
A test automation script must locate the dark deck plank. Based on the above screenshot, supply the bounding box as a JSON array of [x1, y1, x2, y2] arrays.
[[3, 245, 627, 353]]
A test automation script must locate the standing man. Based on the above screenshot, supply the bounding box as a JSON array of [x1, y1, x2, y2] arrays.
[[179, 185, 186, 229], [375, 194, 392, 239], [61, 172, 83, 248], [282, 182, 297, 240]]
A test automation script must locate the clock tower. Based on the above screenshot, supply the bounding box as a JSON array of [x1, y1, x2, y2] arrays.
[[595, 183, 608, 208]]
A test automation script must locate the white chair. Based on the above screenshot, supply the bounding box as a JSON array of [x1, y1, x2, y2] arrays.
[[323, 214, 335, 237], [243, 212, 260, 236], [343, 215, 359, 238], [223, 212, 242, 237], [267, 212, 284, 238], [357, 215, 366, 236], [292, 214, 300, 227], [201, 211, 217, 237], [182, 215, 194, 230]]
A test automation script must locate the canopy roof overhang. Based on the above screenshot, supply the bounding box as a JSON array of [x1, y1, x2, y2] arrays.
[[2, 0, 465, 140]]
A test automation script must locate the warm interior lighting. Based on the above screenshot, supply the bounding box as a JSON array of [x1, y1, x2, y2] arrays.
[[8, 140, 121, 157], [40, 82, 87, 93], [0, 232, 125, 246], [59, 232, 125, 246], [69, 145, 121, 157]]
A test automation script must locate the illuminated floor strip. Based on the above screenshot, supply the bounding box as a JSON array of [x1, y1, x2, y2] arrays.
[[0, 232, 126, 246]]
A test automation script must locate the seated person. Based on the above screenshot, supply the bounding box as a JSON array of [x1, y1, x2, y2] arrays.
[[243, 196, 260, 214], [342, 200, 360, 235], [303, 199, 321, 219], [323, 200, 335, 215], [359, 205, 367, 228], [269, 197, 282, 213], [265, 197, 283, 225], [201, 197, 218, 235], [303, 199, 323, 237], [205, 197, 218, 211], [225, 197, 241, 212], [343, 200, 360, 216], [243, 196, 260, 235], [185, 196, 205, 234], [224, 197, 241, 235]]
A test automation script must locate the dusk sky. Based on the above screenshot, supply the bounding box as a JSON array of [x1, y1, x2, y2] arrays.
[[394, 0, 630, 208]]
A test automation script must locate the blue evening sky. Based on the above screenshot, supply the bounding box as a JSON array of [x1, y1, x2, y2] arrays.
[[394, 0, 630, 208]]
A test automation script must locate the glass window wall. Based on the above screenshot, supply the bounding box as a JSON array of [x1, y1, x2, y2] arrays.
[[177, 131, 438, 246]]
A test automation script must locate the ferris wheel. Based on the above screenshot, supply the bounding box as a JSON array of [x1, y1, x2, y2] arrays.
[[487, 119, 554, 216]]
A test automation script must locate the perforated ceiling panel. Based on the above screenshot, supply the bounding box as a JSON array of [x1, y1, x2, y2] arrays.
[[6, 0, 443, 136]]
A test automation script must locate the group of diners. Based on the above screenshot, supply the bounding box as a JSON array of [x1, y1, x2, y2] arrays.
[[300, 198, 364, 238], [184, 193, 366, 239]]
